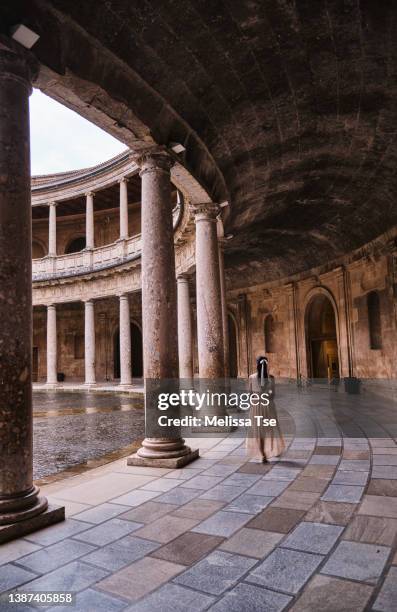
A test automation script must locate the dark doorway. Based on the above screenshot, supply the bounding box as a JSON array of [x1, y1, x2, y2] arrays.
[[65, 236, 86, 254], [228, 314, 238, 378], [113, 323, 143, 378], [306, 294, 339, 380], [32, 347, 39, 382]]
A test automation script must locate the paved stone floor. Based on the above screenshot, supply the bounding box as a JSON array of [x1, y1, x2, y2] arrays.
[[2, 387, 397, 611]]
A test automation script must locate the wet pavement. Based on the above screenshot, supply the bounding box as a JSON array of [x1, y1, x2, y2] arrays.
[[33, 392, 144, 480]]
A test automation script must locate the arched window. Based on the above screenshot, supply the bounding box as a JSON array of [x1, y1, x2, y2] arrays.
[[367, 291, 382, 350], [65, 236, 86, 254], [32, 241, 45, 259], [264, 314, 275, 353]]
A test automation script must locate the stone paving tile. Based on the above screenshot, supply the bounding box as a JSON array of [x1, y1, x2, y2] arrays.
[[16, 539, 96, 574], [272, 490, 320, 510], [154, 487, 202, 506], [82, 535, 160, 571], [247, 547, 323, 594], [200, 484, 247, 502], [247, 479, 290, 497], [316, 438, 341, 446], [372, 465, 397, 479], [367, 481, 397, 498], [220, 472, 262, 487], [124, 583, 214, 612], [309, 455, 339, 465], [174, 550, 255, 595], [338, 460, 370, 472], [209, 581, 292, 612], [373, 566, 397, 612], [248, 506, 305, 533], [111, 489, 160, 506], [343, 515, 397, 546], [281, 521, 344, 554], [372, 447, 397, 455], [237, 462, 272, 475], [192, 510, 251, 537], [133, 515, 199, 543], [321, 540, 390, 583], [54, 473, 156, 505], [74, 502, 132, 524], [223, 494, 273, 514], [290, 574, 373, 612], [97, 557, 184, 602], [283, 450, 312, 460], [314, 446, 341, 455], [321, 484, 364, 503], [202, 463, 240, 477], [183, 458, 217, 469], [263, 467, 302, 480], [220, 456, 249, 466], [219, 528, 283, 559], [73, 518, 142, 546], [24, 519, 89, 546], [301, 465, 336, 479], [46, 588, 127, 612], [332, 470, 368, 486], [140, 478, 182, 492], [289, 477, 328, 493], [305, 501, 356, 525], [171, 499, 225, 520], [164, 468, 201, 480], [180, 475, 225, 490], [359, 495, 397, 518], [343, 450, 370, 460], [370, 439, 396, 447], [0, 564, 37, 592], [19, 560, 109, 592], [0, 540, 41, 566], [151, 532, 223, 565], [119, 501, 178, 524]]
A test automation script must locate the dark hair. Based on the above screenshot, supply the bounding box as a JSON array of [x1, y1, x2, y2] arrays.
[[256, 355, 268, 380]]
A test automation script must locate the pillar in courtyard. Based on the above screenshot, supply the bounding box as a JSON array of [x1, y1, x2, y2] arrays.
[[85, 192, 94, 249], [194, 203, 225, 379], [128, 148, 198, 467], [46, 304, 58, 385], [119, 177, 129, 240], [48, 201, 57, 256], [0, 41, 64, 539], [218, 234, 230, 378], [119, 294, 132, 386], [84, 300, 96, 385], [177, 275, 193, 379]]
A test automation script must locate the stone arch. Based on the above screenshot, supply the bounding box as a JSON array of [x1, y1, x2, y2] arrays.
[[303, 287, 340, 380], [113, 319, 143, 379], [32, 239, 46, 259], [65, 236, 86, 254], [367, 290, 382, 350]]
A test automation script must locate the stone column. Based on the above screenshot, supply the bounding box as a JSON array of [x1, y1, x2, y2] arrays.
[[46, 304, 58, 385], [48, 201, 57, 256], [128, 149, 197, 468], [0, 42, 64, 539], [84, 300, 96, 385], [218, 238, 230, 378], [177, 276, 193, 379], [194, 204, 225, 378], [85, 192, 94, 249], [119, 178, 129, 240], [119, 294, 132, 386]]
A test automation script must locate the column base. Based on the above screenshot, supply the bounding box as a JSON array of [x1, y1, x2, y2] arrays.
[[127, 448, 199, 469], [0, 504, 65, 545]]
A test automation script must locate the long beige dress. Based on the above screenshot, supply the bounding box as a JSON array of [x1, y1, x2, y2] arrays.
[[246, 373, 285, 460]]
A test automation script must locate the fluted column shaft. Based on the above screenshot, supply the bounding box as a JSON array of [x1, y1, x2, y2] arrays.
[[48, 202, 57, 256], [194, 204, 224, 378], [85, 192, 94, 249], [84, 300, 96, 384], [177, 276, 193, 379], [119, 178, 129, 239], [119, 294, 132, 386], [46, 305, 57, 385]]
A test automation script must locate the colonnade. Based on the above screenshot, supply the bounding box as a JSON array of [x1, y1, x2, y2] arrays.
[[45, 178, 131, 256], [0, 42, 228, 539]]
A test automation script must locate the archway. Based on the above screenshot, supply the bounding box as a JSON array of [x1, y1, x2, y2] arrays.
[[305, 294, 339, 380], [113, 322, 143, 378], [32, 240, 46, 259], [65, 236, 86, 254], [227, 313, 238, 378]]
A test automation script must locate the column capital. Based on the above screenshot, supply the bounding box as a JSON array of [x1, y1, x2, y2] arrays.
[[85, 191, 95, 198], [118, 176, 129, 184], [47, 303, 56, 309], [133, 147, 174, 176], [191, 202, 220, 222], [119, 293, 130, 300], [83, 298, 95, 305], [48, 200, 57, 207], [177, 274, 190, 283], [0, 41, 33, 93]]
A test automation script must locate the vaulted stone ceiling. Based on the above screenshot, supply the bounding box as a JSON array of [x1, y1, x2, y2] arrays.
[[2, 1, 397, 285]]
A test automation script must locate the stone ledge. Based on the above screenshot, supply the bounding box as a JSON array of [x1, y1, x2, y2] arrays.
[[127, 448, 199, 469], [0, 504, 65, 545]]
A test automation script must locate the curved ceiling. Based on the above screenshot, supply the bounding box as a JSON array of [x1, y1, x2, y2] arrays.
[[1, 0, 397, 284]]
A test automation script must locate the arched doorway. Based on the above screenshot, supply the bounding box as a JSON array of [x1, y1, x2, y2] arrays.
[[305, 294, 339, 380], [227, 313, 238, 378], [65, 236, 86, 254], [113, 322, 143, 378]]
